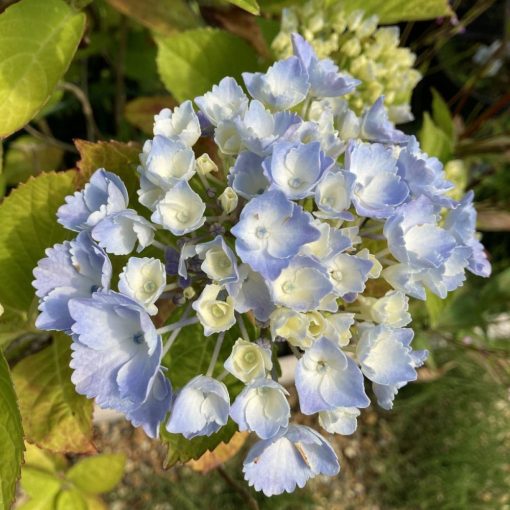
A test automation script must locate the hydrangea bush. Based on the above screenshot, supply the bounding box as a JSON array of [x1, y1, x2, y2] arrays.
[[272, 0, 422, 123], [33, 33, 490, 496]]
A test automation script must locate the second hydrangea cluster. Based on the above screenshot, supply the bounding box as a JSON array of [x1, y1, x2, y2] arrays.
[[33, 34, 490, 496]]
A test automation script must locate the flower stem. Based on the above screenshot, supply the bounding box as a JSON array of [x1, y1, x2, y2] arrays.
[[207, 331, 225, 377], [157, 316, 198, 336], [236, 312, 250, 341]]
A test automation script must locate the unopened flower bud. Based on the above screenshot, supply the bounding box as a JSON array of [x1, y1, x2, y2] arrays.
[[196, 153, 218, 176], [219, 187, 238, 214]]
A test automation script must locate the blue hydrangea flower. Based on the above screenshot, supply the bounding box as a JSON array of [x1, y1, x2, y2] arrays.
[[195, 77, 249, 127], [92, 209, 155, 255], [33, 232, 112, 331], [356, 324, 427, 387], [397, 136, 454, 207], [291, 33, 360, 98], [226, 264, 275, 322], [243, 424, 339, 496], [232, 189, 320, 280], [295, 337, 369, 414], [326, 252, 373, 299], [384, 196, 456, 269], [69, 291, 163, 409], [270, 256, 333, 311], [166, 375, 230, 439], [444, 191, 491, 277], [125, 369, 173, 438], [228, 151, 270, 199], [235, 100, 302, 157], [299, 219, 352, 263], [346, 141, 409, 218], [243, 57, 309, 110], [319, 407, 360, 436], [230, 378, 290, 439], [140, 135, 196, 190], [359, 97, 409, 144], [372, 348, 428, 410], [153, 100, 201, 147], [57, 169, 128, 231], [262, 141, 334, 199]]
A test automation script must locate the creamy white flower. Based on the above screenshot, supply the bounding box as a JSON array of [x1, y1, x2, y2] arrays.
[[219, 187, 238, 214], [195, 235, 238, 284], [370, 290, 411, 327], [214, 119, 243, 155], [314, 170, 354, 220], [153, 100, 201, 146], [118, 257, 166, 315], [224, 338, 273, 383], [151, 180, 205, 236], [270, 308, 311, 348], [143, 136, 196, 190], [192, 284, 236, 336], [319, 407, 360, 435]]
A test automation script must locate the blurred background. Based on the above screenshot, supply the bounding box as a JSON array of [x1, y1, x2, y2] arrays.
[[1, 0, 509, 508]]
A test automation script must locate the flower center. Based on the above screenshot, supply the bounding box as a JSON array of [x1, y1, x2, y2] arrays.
[[211, 303, 226, 318], [255, 226, 269, 239], [316, 360, 328, 373], [176, 210, 190, 223], [133, 332, 145, 345], [321, 196, 335, 207], [90, 284, 100, 293], [281, 281, 295, 294], [244, 350, 256, 364], [144, 280, 157, 293], [288, 177, 303, 189], [331, 269, 343, 282]]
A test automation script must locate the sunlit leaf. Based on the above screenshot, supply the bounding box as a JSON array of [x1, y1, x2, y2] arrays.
[[0, 351, 24, 510], [0, 0, 86, 138], [12, 334, 95, 454]]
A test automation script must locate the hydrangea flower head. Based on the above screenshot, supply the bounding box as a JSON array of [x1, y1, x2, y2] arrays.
[[33, 31, 490, 497]]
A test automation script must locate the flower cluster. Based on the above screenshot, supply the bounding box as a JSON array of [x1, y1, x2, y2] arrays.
[[272, 0, 422, 123], [33, 33, 490, 496]]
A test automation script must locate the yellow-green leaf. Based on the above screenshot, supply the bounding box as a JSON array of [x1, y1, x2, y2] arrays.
[[19, 467, 61, 510], [227, 0, 260, 15], [156, 28, 260, 103], [12, 334, 95, 454], [329, 0, 453, 24], [0, 0, 86, 138], [67, 454, 126, 495], [0, 351, 24, 510]]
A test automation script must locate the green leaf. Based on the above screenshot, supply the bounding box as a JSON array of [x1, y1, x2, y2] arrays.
[[0, 171, 75, 345], [0, 0, 86, 138], [227, 0, 260, 15], [19, 467, 61, 510], [3, 135, 63, 186], [0, 351, 24, 510], [105, 0, 203, 34], [419, 112, 454, 163], [331, 0, 453, 24], [67, 454, 126, 495], [162, 419, 239, 468], [156, 28, 260, 103], [431, 89, 454, 140], [12, 334, 94, 454], [55, 489, 87, 510]]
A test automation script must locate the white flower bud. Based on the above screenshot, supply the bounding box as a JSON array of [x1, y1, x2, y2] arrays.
[[196, 153, 218, 176], [183, 286, 196, 300], [214, 119, 243, 155], [224, 338, 273, 383], [119, 257, 166, 315], [219, 187, 238, 214], [270, 308, 311, 349], [192, 284, 236, 336]]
